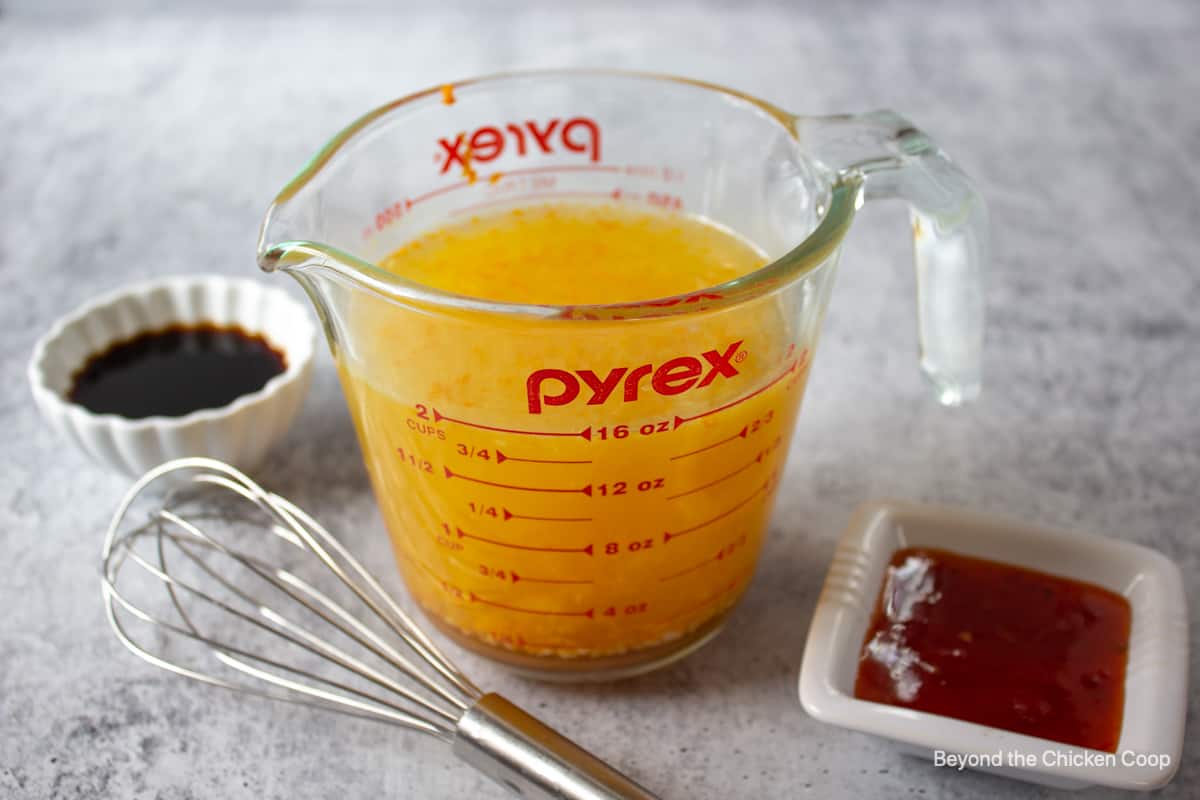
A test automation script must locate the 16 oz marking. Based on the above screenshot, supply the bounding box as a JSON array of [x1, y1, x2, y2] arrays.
[[594, 421, 672, 440]]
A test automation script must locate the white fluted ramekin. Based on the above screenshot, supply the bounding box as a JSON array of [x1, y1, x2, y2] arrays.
[[28, 275, 316, 476]]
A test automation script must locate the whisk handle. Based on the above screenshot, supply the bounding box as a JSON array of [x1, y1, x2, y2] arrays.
[[453, 693, 660, 800]]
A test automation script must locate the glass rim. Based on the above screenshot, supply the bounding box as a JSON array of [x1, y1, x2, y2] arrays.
[[257, 69, 861, 321]]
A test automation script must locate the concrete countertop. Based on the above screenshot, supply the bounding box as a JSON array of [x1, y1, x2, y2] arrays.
[[2, 1, 1197, 797]]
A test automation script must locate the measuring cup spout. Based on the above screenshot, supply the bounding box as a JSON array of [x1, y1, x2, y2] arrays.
[[797, 111, 988, 405], [256, 174, 397, 357]]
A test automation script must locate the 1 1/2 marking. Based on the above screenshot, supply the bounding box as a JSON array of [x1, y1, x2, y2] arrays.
[[395, 447, 433, 473]]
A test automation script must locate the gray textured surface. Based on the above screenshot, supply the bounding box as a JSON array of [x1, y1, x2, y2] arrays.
[[2, 1, 1198, 797]]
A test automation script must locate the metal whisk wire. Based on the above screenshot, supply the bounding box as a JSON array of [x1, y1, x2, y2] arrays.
[[102, 457, 479, 740], [100, 457, 659, 800]]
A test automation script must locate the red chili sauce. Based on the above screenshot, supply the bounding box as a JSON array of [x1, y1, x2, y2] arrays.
[[854, 547, 1130, 752]]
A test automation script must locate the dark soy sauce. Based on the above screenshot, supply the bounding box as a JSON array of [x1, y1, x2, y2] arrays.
[[68, 324, 287, 419]]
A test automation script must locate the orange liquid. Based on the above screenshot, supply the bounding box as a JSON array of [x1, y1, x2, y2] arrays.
[[337, 203, 810, 669], [379, 203, 766, 304]]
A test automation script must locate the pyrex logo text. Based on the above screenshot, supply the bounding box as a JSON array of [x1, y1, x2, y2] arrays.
[[526, 341, 745, 414], [438, 117, 601, 175]]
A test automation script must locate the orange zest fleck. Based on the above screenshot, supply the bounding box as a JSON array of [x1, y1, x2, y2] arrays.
[[440, 84, 456, 105], [488, 172, 503, 185], [461, 141, 476, 184]]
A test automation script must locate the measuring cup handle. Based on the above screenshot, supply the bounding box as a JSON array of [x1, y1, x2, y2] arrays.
[[799, 111, 988, 405], [453, 693, 660, 800]]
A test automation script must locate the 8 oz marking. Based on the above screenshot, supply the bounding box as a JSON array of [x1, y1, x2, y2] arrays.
[[603, 538, 655, 555]]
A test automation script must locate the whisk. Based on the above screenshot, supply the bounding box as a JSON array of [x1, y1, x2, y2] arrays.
[[101, 457, 659, 800]]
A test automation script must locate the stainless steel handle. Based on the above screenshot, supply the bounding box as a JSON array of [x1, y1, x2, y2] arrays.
[[453, 693, 660, 800]]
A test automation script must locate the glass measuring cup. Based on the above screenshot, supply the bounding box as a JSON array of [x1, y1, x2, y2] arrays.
[[257, 71, 986, 680]]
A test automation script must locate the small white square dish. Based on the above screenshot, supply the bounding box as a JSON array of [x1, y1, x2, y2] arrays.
[[798, 500, 1188, 791]]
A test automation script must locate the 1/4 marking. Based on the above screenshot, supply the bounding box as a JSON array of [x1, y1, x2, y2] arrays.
[[467, 502, 501, 518], [495, 448, 591, 465], [501, 507, 592, 523], [469, 501, 590, 522]]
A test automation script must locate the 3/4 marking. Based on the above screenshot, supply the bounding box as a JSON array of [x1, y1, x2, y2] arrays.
[[469, 593, 595, 618], [444, 466, 591, 495], [496, 449, 591, 465], [450, 524, 594, 555], [513, 571, 593, 585], [478, 563, 592, 585], [433, 407, 591, 439]]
